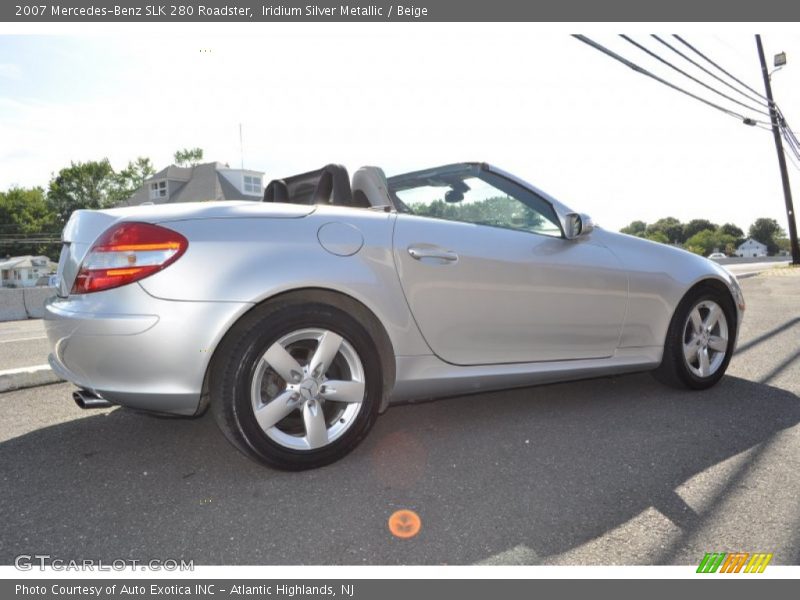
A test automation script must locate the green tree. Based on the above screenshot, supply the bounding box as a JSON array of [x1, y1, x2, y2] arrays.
[[748, 218, 786, 255], [174, 147, 204, 167], [775, 238, 791, 255], [683, 219, 719, 240], [684, 229, 736, 256], [409, 196, 544, 231], [46, 159, 116, 226], [108, 157, 155, 206], [0, 187, 59, 259], [620, 220, 647, 236], [719, 222, 744, 245], [45, 157, 155, 223], [647, 217, 684, 244], [643, 230, 669, 244]]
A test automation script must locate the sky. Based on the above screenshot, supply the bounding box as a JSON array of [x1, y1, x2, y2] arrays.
[[0, 25, 799, 233]]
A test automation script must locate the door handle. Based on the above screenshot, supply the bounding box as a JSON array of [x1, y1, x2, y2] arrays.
[[407, 246, 459, 262]]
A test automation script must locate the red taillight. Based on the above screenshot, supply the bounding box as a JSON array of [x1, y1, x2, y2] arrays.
[[72, 222, 188, 294]]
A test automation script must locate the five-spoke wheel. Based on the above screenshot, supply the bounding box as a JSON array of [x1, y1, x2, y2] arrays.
[[654, 285, 736, 390], [681, 300, 729, 378], [211, 299, 382, 470], [251, 328, 366, 451]]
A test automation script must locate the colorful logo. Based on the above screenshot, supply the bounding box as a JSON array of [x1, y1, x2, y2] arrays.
[[697, 552, 773, 573]]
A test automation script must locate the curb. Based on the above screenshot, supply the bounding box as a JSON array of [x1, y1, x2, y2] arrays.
[[0, 364, 65, 393]]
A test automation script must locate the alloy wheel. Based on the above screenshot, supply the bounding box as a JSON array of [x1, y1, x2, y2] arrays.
[[250, 328, 366, 451], [682, 300, 729, 378]]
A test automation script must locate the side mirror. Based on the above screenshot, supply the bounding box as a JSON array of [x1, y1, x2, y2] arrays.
[[564, 213, 594, 239]]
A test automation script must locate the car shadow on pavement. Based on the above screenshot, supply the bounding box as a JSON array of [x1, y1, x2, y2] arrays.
[[1, 373, 798, 566]]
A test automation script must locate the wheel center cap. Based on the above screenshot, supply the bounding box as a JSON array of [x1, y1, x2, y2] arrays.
[[298, 378, 319, 401]]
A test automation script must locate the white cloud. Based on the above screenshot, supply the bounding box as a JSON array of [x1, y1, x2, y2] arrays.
[[0, 63, 20, 79]]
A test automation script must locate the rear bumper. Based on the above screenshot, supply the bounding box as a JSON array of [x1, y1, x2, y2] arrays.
[[44, 284, 251, 415]]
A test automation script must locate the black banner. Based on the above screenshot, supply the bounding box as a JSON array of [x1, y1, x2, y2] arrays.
[[4, 579, 799, 599], [3, 0, 800, 22]]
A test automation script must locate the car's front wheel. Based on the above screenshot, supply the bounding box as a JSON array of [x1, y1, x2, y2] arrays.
[[653, 284, 736, 390], [211, 300, 382, 470]]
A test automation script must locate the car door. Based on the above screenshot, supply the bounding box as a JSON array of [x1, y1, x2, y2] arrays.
[[390, 167, 628, 366]]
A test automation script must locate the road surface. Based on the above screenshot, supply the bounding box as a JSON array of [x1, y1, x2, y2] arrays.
[[1, 271, 799, 565]]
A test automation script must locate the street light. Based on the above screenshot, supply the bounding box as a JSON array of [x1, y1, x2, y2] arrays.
[[770, 51, 786, 78]]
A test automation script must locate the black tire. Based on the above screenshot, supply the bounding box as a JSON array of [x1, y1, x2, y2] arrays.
[[210, 299, 382, 470], [653, 283, 737, 390]]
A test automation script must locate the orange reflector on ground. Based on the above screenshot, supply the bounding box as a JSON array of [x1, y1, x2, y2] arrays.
[[388, 509, 421, 539]]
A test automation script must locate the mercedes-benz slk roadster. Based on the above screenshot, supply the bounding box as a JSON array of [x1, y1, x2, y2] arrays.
[[45, 163, 745, 469]]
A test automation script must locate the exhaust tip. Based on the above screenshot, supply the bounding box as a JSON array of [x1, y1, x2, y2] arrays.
[[73, 390, 113, 409]]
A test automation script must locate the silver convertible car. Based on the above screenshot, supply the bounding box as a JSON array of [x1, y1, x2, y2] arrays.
[[45, 163, 745, 469]]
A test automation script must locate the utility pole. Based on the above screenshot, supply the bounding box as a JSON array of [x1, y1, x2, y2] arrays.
[[239, 123, 244, 169], [755, 34, 800, 265]]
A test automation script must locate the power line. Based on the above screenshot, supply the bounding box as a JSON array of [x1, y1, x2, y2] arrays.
[[782, 120, 800, 145], [763, 105, 800, 162], [620, 35, 772, 117], [784, 147, 800, 172], [573, 35, 766, 125], [784, 125, 800, 141], [650, 34, 770, 109], [782, 128, 800, 161], [673, 35, 770, 104], [0, 240, 60, 245], [783, 134, 800, 157], [0, 233, 60, 238], [786, 127, 800, 148], [784, 149, 800, 171], [777, 110, 800, 152], [778, 110, 800, 148]]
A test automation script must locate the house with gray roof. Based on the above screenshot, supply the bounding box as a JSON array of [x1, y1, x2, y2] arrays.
[[0, 255, 57, 288], [124, 162, 265, 205]]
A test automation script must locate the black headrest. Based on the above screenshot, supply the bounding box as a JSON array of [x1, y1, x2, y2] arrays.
[[312, 164, 352, 206], [352, 190, 371, 208], [263, 179, 289, 203]]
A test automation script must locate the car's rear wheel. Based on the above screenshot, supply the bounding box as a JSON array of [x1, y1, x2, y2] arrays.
[[653, 284, 736, 390], [211, 300, 382, 470]]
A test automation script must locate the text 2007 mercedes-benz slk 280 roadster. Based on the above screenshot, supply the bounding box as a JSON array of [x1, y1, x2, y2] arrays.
[[45, 162, 745, 469]]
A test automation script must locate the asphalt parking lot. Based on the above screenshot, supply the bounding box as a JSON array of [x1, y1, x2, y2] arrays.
[[1, 270, 799, 566], [0, 319, 49, 370]]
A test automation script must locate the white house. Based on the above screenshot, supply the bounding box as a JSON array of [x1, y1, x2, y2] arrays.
[[0, 255, 57, 288], [735, 238, 768, 258]]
